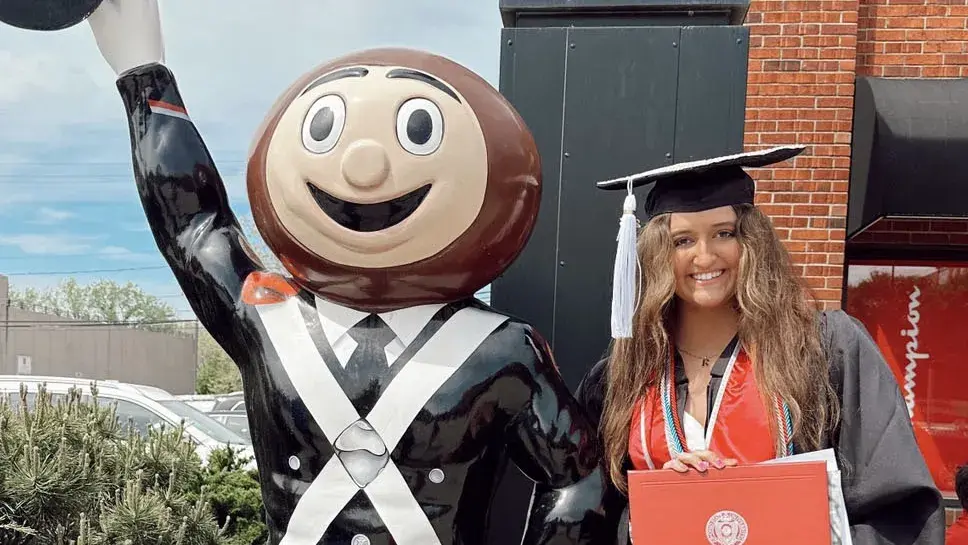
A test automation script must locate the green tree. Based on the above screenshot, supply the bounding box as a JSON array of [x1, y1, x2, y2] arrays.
[[0, 384, 267, 545], [195, 330, 242, 395], [8, 278, 176, 326], [0, 384, 225, 544]]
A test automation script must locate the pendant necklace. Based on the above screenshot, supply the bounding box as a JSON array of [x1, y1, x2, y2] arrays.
[[677, 346, 718, 367]]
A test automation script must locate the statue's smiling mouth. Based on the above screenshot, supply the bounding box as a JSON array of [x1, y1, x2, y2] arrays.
[[307, 182, 432, 232]]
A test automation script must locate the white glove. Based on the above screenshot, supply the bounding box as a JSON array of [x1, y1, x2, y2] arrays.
[[87, 0, 166, 76]]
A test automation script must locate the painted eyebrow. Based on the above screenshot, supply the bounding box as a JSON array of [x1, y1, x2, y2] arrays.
[[385, 68, 461, 103], [299, 67, 369, 96]]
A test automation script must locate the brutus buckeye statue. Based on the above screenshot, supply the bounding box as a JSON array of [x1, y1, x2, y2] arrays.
[[83, 1, 609, 544]]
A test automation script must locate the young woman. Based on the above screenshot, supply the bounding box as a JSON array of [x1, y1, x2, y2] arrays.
[[576, 146, 945, 544]]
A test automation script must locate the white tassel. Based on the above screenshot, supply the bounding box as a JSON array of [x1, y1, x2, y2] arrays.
[[611, 191, 640, 339]]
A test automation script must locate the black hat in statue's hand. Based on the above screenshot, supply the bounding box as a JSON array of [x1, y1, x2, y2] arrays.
[[0, 0, 105, 31]]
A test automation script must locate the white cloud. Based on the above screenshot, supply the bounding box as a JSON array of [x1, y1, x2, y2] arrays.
[[121, 221, 151, 232], [0, 234, 155, 265], [98, 245, 158, 263], [0, 0, 502, 149], [0, 180, 137, 205], [0, 233, 99, 254], [30, 207, 75, 225], [0, 0, 503, 274]]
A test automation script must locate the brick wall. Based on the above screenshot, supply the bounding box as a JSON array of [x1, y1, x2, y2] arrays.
[[857, 0, 968, 78], [744, 0, 968, 308], [851, 218, 968, 246], [744, 0, 859, 308]]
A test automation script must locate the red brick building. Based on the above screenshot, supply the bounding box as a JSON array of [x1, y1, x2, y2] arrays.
[[744, 0, 968, 518], [745, 0, 968, 303]]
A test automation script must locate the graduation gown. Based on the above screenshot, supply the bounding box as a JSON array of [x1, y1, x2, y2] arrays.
[[574, 309, 945, 545]]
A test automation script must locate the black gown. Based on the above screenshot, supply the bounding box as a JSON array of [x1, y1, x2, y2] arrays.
[[575, 309, 946, 545]]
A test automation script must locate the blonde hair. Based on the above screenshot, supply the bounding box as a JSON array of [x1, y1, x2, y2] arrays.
[[600, 204, 839, 493]]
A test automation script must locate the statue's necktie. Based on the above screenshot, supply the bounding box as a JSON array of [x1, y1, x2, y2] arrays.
[[344, 314, 396, 387]]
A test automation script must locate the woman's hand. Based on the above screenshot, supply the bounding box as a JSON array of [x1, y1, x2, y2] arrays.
[[87, 0, 165, 76], [662, 450, 738, 473]]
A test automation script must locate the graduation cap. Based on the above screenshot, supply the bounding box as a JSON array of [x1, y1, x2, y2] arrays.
[[598, 145, 806, 339]]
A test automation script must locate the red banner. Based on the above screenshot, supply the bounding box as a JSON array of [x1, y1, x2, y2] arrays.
[[845, 260, 968, 496]]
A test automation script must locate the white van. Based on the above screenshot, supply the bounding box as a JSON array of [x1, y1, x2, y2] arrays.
[[0, 375, 255, 469]]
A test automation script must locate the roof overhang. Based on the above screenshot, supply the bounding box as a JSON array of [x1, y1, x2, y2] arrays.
[[847, 76, 968, 239]]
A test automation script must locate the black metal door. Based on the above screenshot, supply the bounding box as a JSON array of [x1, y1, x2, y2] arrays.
[[487, 23, 749, 545]]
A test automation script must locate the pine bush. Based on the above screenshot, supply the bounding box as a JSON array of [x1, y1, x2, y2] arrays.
[[0, 383, 263, 545]]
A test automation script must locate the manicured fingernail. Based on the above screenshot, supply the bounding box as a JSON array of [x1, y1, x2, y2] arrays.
[[714, 459, 725, 469], [698, 461, 709, 471]]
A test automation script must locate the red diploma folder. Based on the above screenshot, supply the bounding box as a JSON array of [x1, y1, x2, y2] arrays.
[[627, 461, 831, 545]]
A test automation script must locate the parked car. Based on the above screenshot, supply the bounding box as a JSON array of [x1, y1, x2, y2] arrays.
[[0, 375, 255, 467], [211, 392, 245, 412], [208, 410, 251, 443], [176, 391, 247, 413], [175, 393, 221, 413]]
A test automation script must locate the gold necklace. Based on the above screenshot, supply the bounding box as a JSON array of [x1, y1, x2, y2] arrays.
[[677, 346, 719, 367]]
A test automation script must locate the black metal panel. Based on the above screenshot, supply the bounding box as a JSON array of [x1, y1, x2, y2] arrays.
[[491, 14, 751, 545], [514, 12, 731, 27], [487, 26, 568, 545], [848, 76, 968, 238], [554, 26, 682, 388], [491, 27, 567, 345], [673, 26, 750, 160], [499, 0, 751, 26], [501, 0, 743, 7]]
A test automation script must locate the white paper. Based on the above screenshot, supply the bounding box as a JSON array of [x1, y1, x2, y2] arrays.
[[760, 449, 853, 545]]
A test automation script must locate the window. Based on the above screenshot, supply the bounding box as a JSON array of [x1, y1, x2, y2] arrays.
[[16, 355, 31, 375], [98, 397, 169, 438], [845, 260, 968, 497]]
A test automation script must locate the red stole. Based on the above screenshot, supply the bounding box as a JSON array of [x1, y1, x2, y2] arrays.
[[628, 344, 792, 470]]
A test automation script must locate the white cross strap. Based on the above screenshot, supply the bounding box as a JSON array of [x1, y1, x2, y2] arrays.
[[255, 299, 508, 545]]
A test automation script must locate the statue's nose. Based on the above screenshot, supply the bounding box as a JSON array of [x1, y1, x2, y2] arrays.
[[341, 140, 390, 189]]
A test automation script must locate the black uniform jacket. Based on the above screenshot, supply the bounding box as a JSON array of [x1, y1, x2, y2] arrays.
[[114, 62, 610, 545]]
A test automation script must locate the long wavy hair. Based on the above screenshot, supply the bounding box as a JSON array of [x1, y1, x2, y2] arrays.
[[600, 204, 840, 493]]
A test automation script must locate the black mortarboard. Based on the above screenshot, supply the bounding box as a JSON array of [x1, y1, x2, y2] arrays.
[[599, 145, 806, 339], [597, 145, 806, 218]]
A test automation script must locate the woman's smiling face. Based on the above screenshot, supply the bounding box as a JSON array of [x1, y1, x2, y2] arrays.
[[669, 205, 741, 309]]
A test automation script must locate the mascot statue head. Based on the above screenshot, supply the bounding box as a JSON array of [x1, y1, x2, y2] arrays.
[[246, 48, 540, 311]]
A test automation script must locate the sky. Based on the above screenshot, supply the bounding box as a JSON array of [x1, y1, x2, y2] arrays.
[[0, 0, 503, 317]]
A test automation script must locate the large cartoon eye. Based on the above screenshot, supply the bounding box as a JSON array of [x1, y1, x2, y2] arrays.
[[395, 98, 443, 156], [302, 94, 346, 154]]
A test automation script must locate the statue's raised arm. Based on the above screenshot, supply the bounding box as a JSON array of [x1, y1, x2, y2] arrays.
[[87, 0, 263, 352]]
